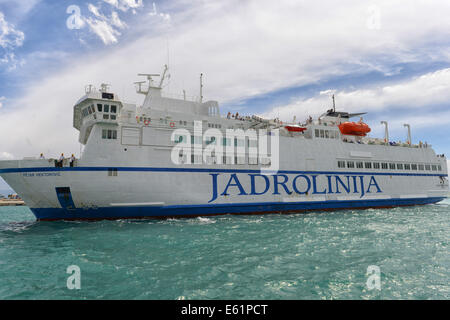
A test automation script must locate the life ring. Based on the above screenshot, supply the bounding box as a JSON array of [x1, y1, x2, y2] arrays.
[[170, 122, 175, 128], [144, 119, 150, 126]]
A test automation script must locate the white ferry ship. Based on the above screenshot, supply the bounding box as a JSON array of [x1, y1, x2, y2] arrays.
[[0, 66, 448, 220]]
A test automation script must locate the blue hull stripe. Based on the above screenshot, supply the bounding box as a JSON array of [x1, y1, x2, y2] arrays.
[[0, 166, 447, 177], [31, 197, 445, 221]]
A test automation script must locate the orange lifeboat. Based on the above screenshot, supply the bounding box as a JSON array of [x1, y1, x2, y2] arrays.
[[338, 122, 371, 136], [284, 125, 307, 133]]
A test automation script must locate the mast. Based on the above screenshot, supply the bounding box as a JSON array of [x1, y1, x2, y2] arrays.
[[332, 94, 336, 112], [200, 73, 203, 104]]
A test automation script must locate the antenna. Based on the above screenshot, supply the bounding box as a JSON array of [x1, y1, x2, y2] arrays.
[[332, 94, 336, 112], [100, 83, 111, 92], [134, 81, 147, 94], [138, 73, 160, 87], [159, 64, 168, 88], [200, 73, 203, 103]]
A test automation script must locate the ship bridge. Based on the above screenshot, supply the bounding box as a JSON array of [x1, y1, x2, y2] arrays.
[[73, 84, 123, 144]]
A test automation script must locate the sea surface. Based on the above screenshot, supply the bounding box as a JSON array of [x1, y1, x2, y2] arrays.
[[0, 200, 449, 300]]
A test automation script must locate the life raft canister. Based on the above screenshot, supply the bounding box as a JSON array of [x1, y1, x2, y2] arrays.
[[338, 122, 371, 136]]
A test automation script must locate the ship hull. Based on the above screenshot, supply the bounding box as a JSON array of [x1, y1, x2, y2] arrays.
[[31, 196, 445, 221], [0, 164, 447, 221]]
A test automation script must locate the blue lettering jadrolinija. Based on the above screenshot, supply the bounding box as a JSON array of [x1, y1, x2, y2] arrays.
[[208, 173, 382, 203]]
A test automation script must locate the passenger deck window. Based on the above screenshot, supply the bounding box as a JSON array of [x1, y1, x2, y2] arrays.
[[97, 104, 102, 112], [381, 163, 388, 169], [111, 105, 117, 113], [418, 164, 424, 170], [411, 164, 417, 170], [365, 162, 372, 169], [432, 165, 437, 171], [102, 129, 117, 140], [373, 162, 380, 169], [404, 164, 411, 170], [104, 104, 110, 113], [438, 165, 442, 171], [389, 163, 396, 170], [347, 161, 355, 168], [356, 162, 363, 169], [425, 164, 431, 171], [337, 161, 346, 168], [397, 163, 403, 170]]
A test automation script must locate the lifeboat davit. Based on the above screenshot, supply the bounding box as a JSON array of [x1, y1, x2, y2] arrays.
[[284, 125, 307, 133], [338, 122, 371, 136]]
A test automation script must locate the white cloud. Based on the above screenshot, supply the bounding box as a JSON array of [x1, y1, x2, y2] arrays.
[[0, 96, 5, 108], [260, 68, 450, 124], [0, 11, 24, 70], [3, 0, 450, 159], [84, 4, 129, 44], [103, 0, 143, 12], [0, 12, 24, 49], [86, 17, 121, 45]]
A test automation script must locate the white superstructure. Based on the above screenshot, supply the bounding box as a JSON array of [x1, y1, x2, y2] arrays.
[[0, 66, 448, 220]]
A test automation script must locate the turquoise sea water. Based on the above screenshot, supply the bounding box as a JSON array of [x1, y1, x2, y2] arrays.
[[0, 201, 449, 300]]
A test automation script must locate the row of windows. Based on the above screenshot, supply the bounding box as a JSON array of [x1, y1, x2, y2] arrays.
[[81, 103, 118, 119], [102, 129, 117, 140], [174, 135, 257, 147], [207, 123, 222, 129], [337, 160, 442, 171], [180, 154, 271, 165], [315, 129, 340, 139]]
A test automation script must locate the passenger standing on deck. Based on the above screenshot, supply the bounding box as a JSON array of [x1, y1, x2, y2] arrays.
[[39, 153, 45, 159], [59, 153, 64, 167], [70, 154, 75, 167]]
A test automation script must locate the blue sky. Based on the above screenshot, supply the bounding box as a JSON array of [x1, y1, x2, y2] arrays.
[[1, 0, 450, 192]]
